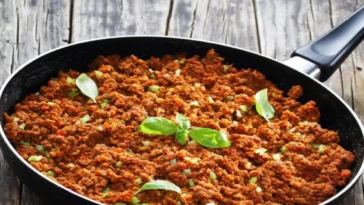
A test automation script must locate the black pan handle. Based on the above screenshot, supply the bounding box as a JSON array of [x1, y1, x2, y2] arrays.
[[292, 6, 364, 81]]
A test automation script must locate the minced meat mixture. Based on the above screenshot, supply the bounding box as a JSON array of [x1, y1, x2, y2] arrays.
[[4, 50, 354, 205]]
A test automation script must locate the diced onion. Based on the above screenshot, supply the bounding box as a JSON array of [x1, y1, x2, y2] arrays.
[[142, 141, 151, 146], [149, 85, 160, 93], [208, 96, 214, 104], [175, 69, 181, 77], [256, 187, 262, 193], [255, 148, 267, 155], [190, 101, 199, 107], [273, 153, 281, 161], [80, 114, 90, 123], [28, 155, 43, 162]]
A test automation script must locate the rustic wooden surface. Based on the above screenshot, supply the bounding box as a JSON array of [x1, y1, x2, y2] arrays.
[[0, 0, 363, 204]]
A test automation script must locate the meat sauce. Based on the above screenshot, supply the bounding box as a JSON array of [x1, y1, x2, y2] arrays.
[[4, 50, 354, 205]]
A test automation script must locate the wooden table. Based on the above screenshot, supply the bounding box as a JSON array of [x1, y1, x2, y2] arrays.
[[0, 0, 363, 204]]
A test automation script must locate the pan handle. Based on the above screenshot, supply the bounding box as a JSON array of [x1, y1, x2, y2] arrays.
[[291, 6, 364, 82]]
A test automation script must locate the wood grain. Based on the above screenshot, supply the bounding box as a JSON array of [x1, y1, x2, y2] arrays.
[[71, 0, 172, 42], [168, 0, 260, 51], [0, 0, 21, 204]]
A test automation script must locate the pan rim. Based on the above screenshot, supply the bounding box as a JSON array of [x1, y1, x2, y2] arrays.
[[0, 35, 363, 205]]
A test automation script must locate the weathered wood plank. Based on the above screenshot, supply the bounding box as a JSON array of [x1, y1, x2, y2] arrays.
[[307, 0, 343, 96], [12, 0, 71, 204], [168, 0, 259, 51], [255, 0, 310, 60], [0, 0, 21, 204], [71, 0, 172, 42]]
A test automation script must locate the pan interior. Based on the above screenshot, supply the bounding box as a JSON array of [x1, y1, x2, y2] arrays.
[[0, 36, 363, 202]]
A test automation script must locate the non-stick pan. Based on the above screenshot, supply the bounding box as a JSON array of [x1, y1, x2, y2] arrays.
[[1, 6, 364, 205]]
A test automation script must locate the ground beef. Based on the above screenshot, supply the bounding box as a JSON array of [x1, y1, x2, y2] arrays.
[[3, 49, 354, 205]]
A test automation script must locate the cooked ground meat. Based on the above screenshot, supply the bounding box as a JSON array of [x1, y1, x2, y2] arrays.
[[4, 49, 354, 205]]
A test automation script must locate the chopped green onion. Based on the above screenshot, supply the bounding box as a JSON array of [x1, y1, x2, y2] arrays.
[[20, 141, 30, 146], [120, 120, 125, 124], [13, 117, 20, 122], [188, 179, 195, 187], [256, 187, 262, 193], [208, 96, 214, 104], [28, 155, 43, 162], [115, 161, 123, 168], [295, 132, 302, 136], [135, 178, 143, 185], [175, 69, 181, 77], [36, 145, 44, 152], [114, 203, 127, 205], [189, 101, 199, 107], [68, 89, 78, 98], [80, 114, 90, 123], [35, 92, 40, 96], [149, 85, 160, 93], [150, 74, 156, 79], [101, 99, 110, 109], [318, 144, 326, 153], [272, 93, 277, 97], [280, 147, 287, 153], [272, 153, 281, 161], [235, 110, 242, 118], [66, 77, 75, 85], [142, 141, 151, 146], [96, 126, 103, 131], [194, 83, 201, 88], [95, 71, 103, 78], [131, 196, 140, 205], [47, 102, 54, 106], [19, 123, 26, 130], [240, 105, 248, 113], [249, 177, 257, 184], [141, 203, 150, 205], [102, 187, 111, 198], [44, 151, 51, 159], [312, 144, 320, 149], [170, 158, 177, 165], [226, 95, 234, 101], [209, 172, 217, 180], [177, 201, 182, 205], [223, 65, 228, 72], [46, 171, 55, 177], [255, 148, 267, 155], [182, 169, 191, 175]]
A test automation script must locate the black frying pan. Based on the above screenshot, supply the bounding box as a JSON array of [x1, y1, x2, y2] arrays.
[[1, 6, 364, 205]]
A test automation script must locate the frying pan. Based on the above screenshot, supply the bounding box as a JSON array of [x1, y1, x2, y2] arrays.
[[0, 6, 364, 205]]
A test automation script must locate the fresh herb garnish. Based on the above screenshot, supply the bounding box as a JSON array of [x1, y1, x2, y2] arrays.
[[138, 113, 231, 148], [134, 180, 181, 195], [175, 113, 190, 130], [75, 73, 99, 103], [189, 128, 231, 148], [255, 88, 275, 122], [138, 117, 177, 135], [176, 128, 189, 145]]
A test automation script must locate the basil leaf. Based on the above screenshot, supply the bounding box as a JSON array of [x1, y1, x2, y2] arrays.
[[254, 88, 275, 122], [175, 113, 190, 130], [76, 73, 99, 103], [176, 128, 188, 145], [139, 117, 177, 136], [134, 180, 181, 195], [189, 128, 231, 148]]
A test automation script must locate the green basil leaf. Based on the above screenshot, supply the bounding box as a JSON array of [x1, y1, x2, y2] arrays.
[[75, 73, 99, 103], [254, 88, 275, 122], [176, 128, 188, 145], [175, 113, 190, 130], [139, 117, 177, 136], [189, 128, 231, 148], [134, 180, 181, 195]]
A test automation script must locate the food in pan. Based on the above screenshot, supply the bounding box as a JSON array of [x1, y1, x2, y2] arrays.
[[3, 50, 354, 205]]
